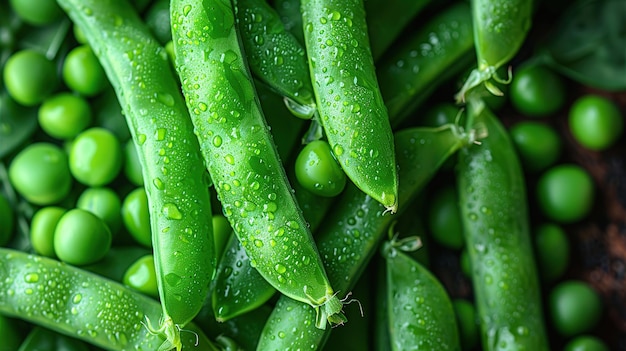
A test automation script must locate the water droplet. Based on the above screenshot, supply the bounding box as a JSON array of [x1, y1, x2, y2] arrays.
[[183, 5, 192, 16], [165, 273, 182, 287], [153, 177, 164, 190], [163, 203, 183, 219], [156, 92, 175, 107], [225, 154, 235, 165], [24, 273, 39, 283], [274, 264, 287, 274], [72, 294, 82, 303], [137, 134, 147, 145], [333, 144, 344, 156]]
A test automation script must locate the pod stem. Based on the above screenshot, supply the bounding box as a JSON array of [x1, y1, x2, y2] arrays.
[[314, 294, 347, 329], [144, 315, 182, 351]]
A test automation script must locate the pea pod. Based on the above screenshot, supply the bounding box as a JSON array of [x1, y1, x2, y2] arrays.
[[234, 0, 316, 118], [382, 239, 461, 351], [376, 1, 474, 127], [56, 1, 215, 349], [0, 248, 220, 351], [456, 97, 549, 351], [18, 327, 90, 351], [258, 123, 474, 350], [301, 0, 398, 212], [171, 0, 345, 329], [456, 0, 533, 101]]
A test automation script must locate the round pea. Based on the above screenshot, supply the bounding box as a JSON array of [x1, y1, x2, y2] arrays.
[[30, 206, 66, 257], [62, 45, 108, 97], [9, 143, 72, 205], [3, 49, 58, 106], [534, 223, 570, 283], [144, 0, 172, 44], [510, 64, 566, 117], [568, 95, 624, 151], [452, 299, 479, 351], [54, 208, 112, 266], [122, 187, 151, 247], [536, 164, 594, 223], [460, 248, 472, 278], [38, 92, 92, 140], [69, 127, 123, 186], [564, 335, 610, 351], [295, 140, 347, 197], [76, 187, 123, 236], [123, 254, 158, 298], [510, 121, 562, 173], [549, 280, 603, 337], [9, 0, 63, 26], [0, 194, 14, 246], [427, 185, 464, 250], [423, 103, 461, 127], [124, 140, 144, 186]]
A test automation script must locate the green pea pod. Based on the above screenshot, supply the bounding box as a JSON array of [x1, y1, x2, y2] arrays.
[[0, 248, 220, 351], [301, 0, 398, 212], [456, 98, 549, 351], [456, 0, 533, 101], [18, 327, 90, 351], [258, 123, 474, 350], [382, 240, 461, 351], [273, 0, 305, 45], [56, 1, 215, 349], [365, 0, 431, 60], [234, 0, 316, 118], [171, 0, 345, 329], [377, 1, 474, 127], [211, 169, 334, 322]]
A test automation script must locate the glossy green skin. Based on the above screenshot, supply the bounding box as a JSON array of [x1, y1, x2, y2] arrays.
[[301, 0, 398, 211], [0, 248, 220, 351], [38, 92, 92, 140], [235, 0, 316, 117], [171, 0, 341, 329], [294, 139, 347, 197], [121, 187, 152, 248], [30, 206, 66, 258], [9, 143, 72, 205], [258, 124, 470, 350], [473, 0, 532, 70], [365, 0, 431, 60], [53, 209, 112, 266], [77, 187, 123, 236], [69, 127, 123, 187], [57, 0, 215, 345], [377, 2, 474, 127], [548, 281, 603, 337], [383, 244, 461, 351], [62, 44, 108, 96], [457, 0, 533, 100], [18, 327, 90, 351], [123, 254, 158, 298], [2, 49, 57, 106], [456, 99, 549, 351]]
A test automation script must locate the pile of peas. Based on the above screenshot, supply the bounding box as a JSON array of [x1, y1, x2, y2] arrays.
[[1, 0, 625, 350]]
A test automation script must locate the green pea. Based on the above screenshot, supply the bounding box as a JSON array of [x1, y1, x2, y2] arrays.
[[549, 280, 603, 337], [295, 140, 347, 197], [144, 0, 171, 44], [38, 92, 92, 140], [54, 208, 112, 266], [536, 164, 595, 223], [121, 187, 151, 247], [427, 185, 465, 250], [9, 143, 72, 205], [534, 223, 570, 283], [9, 0, 63, 26], [510, 121, 562, 173], [212, 214, 232, 260], [0, 194, 14, 247], [459, 247, 472, 278], [123, 254, 158, 298], [564, 335, 610, 351], [69, 127, 123, 187], [510, 63, 567, 117], [568, 94, 624, 151], [76, 187, 123, 236], [30, 206, 66, 258], [62, 45, 108, 97], [3, 50, 58, 106], [123, 139, 144, 186]]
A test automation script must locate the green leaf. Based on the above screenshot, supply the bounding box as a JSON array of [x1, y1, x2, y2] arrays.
[[0, 91, 38, 160], [540, 0, 626, 91]]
